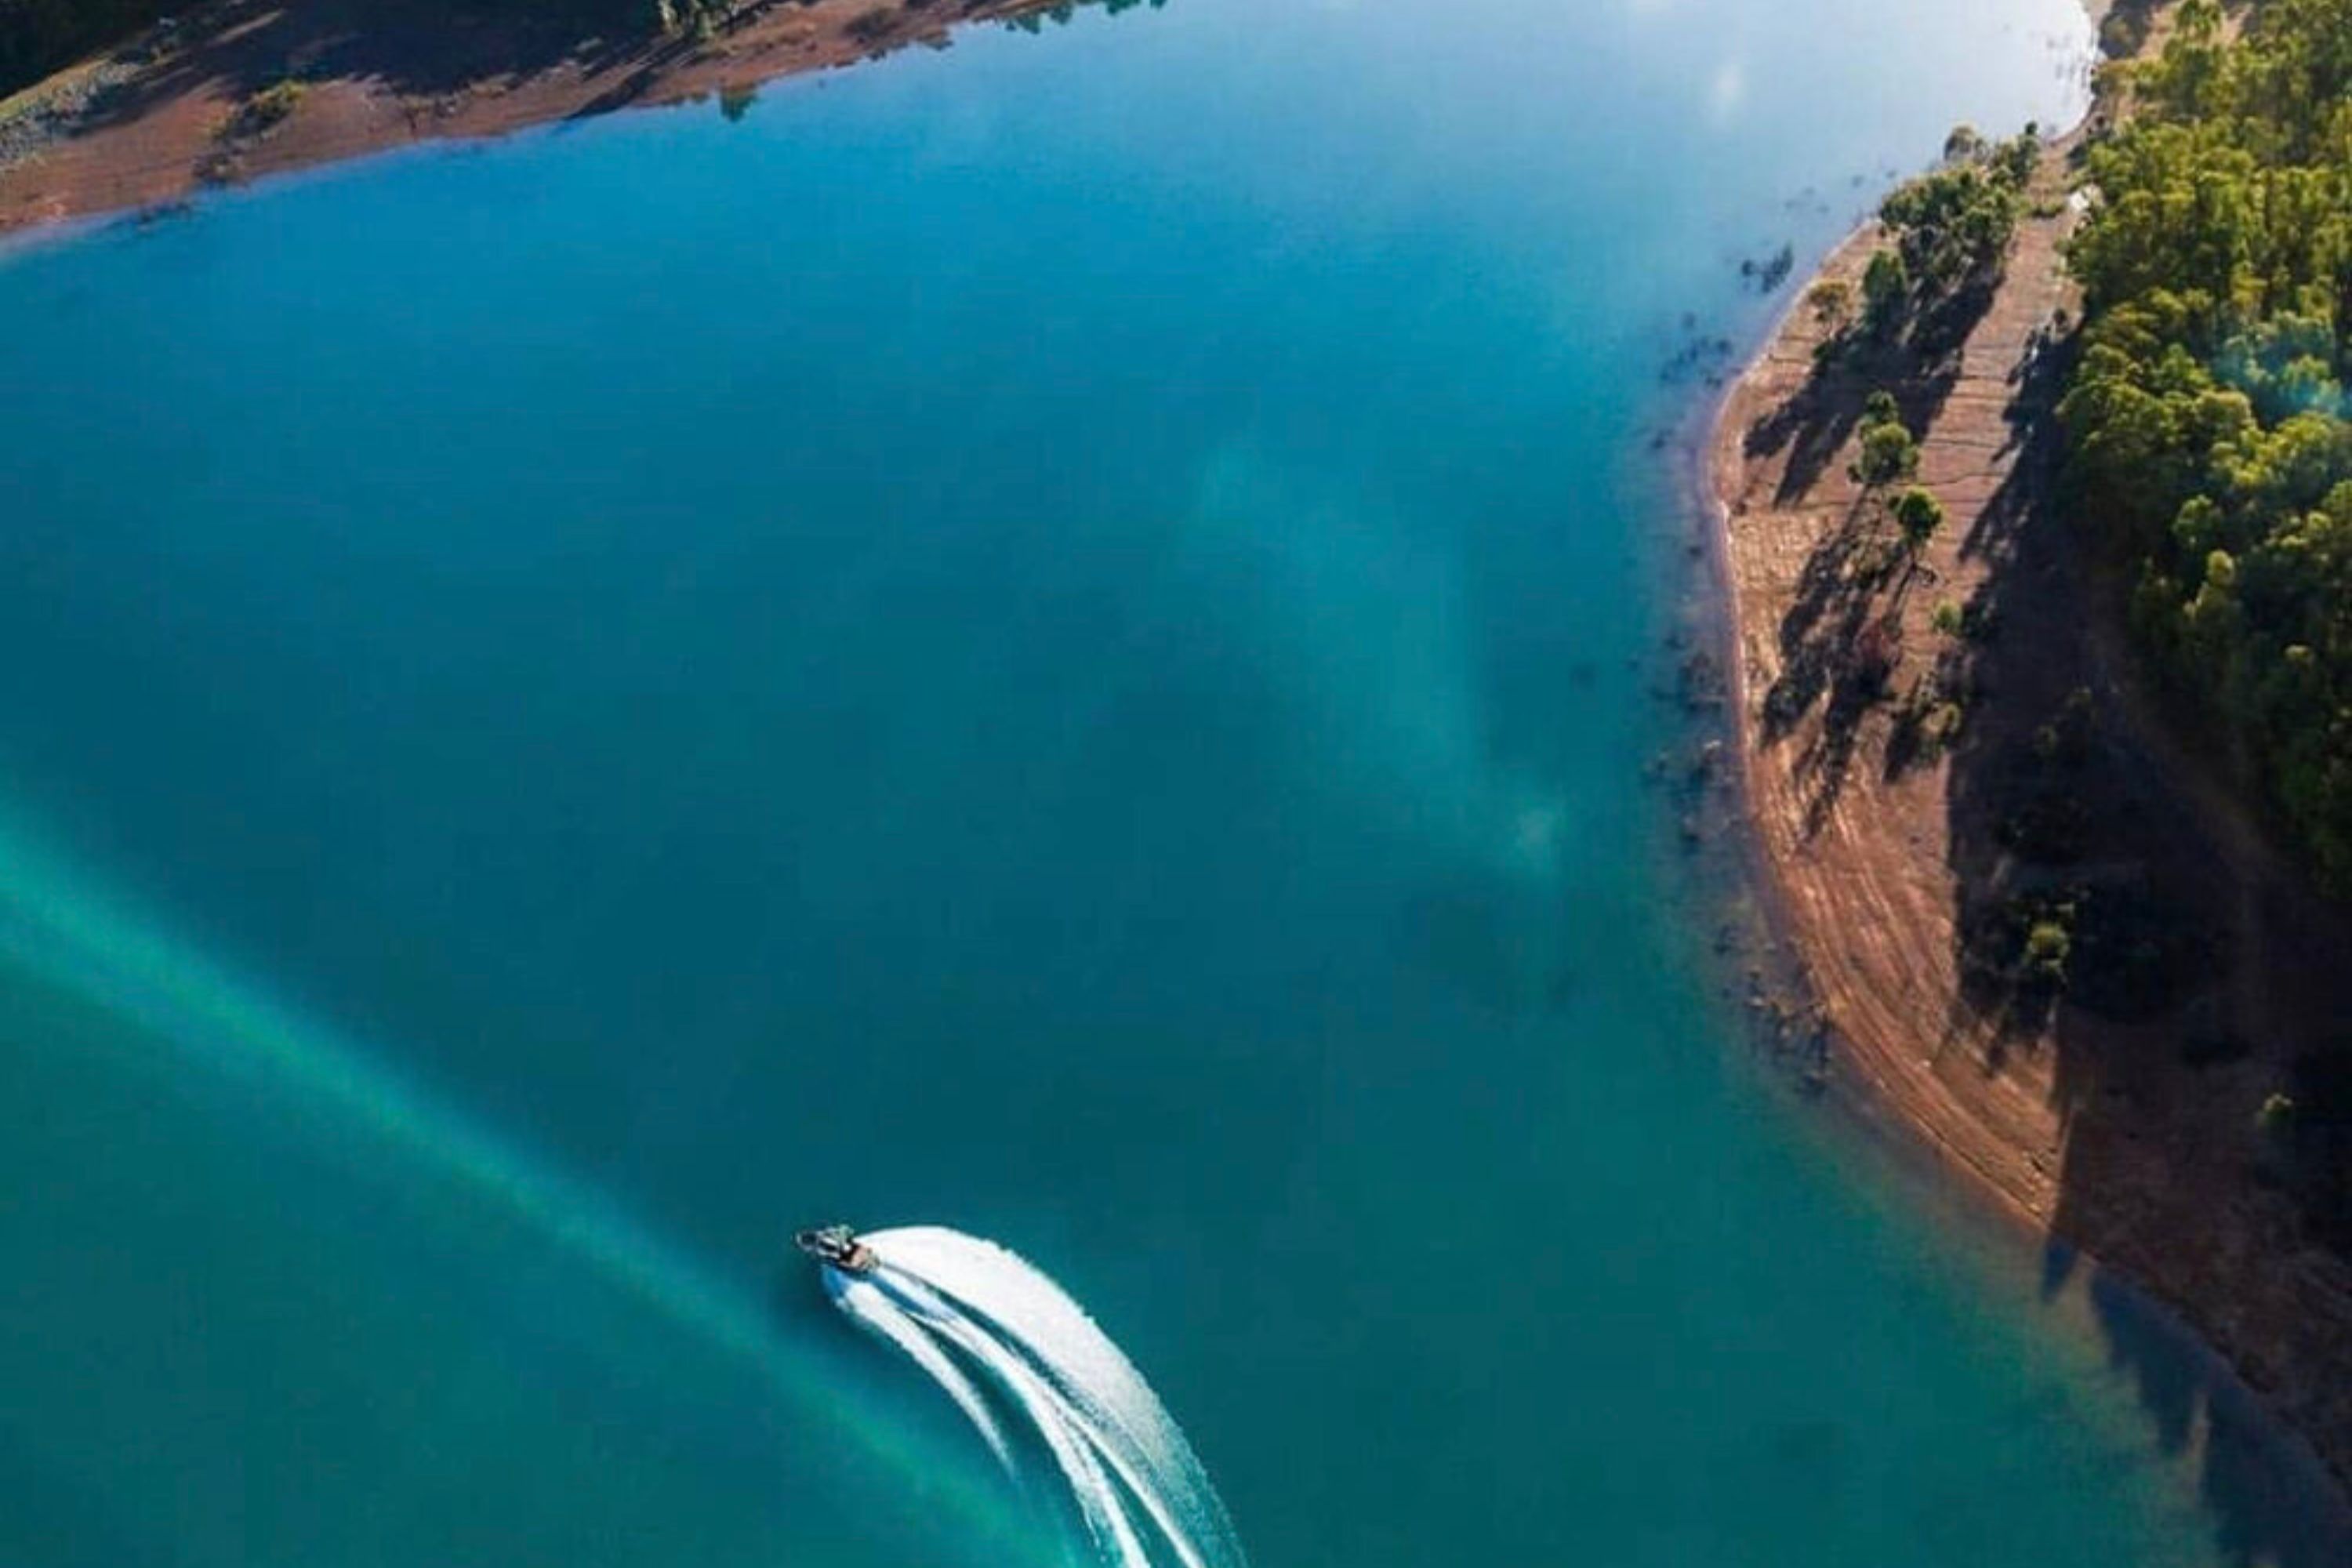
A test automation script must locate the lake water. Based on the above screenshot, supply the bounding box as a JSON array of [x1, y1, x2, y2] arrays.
[[1, 1, 2343, 1564]]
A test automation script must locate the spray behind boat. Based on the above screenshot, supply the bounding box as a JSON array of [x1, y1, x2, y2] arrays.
[[796, 1222, 1247, 1568]]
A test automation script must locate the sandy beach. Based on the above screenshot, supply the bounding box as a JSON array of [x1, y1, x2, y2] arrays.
[[1707, 0, 2352, 1497]]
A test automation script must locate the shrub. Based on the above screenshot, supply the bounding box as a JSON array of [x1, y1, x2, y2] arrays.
[[1853, 420, 1921, 487], [1861, 248, 1909, 332], [1893, 485, 1946, 553], [1852, 390, 1924, 488], [230, 78, 306, 137], [2024, 918, 2073, 984]]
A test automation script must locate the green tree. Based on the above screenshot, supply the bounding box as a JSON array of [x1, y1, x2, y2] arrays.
[[1808, 279, 1853, 329], [1855, 423, 1919, 486], [2024, 920, 2072, 984], [1875, 128, 2037, 296], [2056, 0, 2352, 887], [1893, 486, 1947, 556], [1862, 249, 1910, 333]]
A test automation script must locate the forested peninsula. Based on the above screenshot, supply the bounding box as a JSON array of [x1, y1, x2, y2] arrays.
[[2, 2, 764, 100], [2, 0, 1155, 99], [0, 0, 1159, 232], [1713, 0, 2352, 1497], [2061, 0, 2351, 886]]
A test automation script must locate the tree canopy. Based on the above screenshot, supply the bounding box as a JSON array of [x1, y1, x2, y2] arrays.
[[1879, 130, 2036, 292], [0, 2, 671, 96], [1893, 485, 1947, 554], [1852, 392, 1922, 487], [2058, 0, 2352, 886], [2, 1, 1162, 98], [0, 0, 172, 96]]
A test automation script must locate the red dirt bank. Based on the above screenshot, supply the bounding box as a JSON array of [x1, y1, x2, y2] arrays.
[[1709, 9, 2352, 1506], [10, 0, 2347, 1524], [0, 0, 1081, 235]]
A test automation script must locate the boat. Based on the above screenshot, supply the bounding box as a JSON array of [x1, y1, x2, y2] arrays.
[[796, 1223, 879, 1274]]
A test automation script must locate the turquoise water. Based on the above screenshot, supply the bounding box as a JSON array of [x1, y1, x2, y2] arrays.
[[0, 1, 2342, 1564]]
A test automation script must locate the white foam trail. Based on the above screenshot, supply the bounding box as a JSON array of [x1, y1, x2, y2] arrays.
[[876, 1239, 1217, 1568], [833, 1262, 1145, 1564], [902, 1278, 1153, 1568], [823, 1226, 1245, 1568], [828, 1272, 1015, 1472]]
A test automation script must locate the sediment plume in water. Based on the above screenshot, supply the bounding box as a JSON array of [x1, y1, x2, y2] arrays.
[[826, 1226, 1246, 1568]]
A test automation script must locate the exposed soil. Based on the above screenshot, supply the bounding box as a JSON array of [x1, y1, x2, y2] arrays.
[[1708, 14, 2352, 1534], [10, 0, 2349, 1537], [0, 0, 1090, 237]]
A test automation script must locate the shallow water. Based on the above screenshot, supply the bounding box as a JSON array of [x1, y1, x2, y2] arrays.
[[0, 1, 2341, 1563]]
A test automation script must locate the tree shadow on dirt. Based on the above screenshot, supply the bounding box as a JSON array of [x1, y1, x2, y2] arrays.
[[1740, 270, 1996, 506], [65, 0, 655, 142], [1744, 233, 2352, 1552], [1744, 271, 2004, 837], [1764, 507, 1903, 840], [1935, 320, 2352, 1564], [64, 0, 1104, 147]]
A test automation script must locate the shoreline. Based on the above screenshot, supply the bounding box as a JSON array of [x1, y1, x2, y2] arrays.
[[1698, 0, 2352, 1521], [0, 0, 1089, 241], [8, 0, 2346, 1539]]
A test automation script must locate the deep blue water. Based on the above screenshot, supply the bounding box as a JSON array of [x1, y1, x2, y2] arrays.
[[1, 1, 2343, 1564]]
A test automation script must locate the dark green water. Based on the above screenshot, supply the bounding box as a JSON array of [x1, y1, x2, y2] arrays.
[[1, 1, 2343, 1563]]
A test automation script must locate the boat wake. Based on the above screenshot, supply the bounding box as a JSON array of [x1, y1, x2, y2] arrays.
[[822, 1227, 1245, 1568]]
